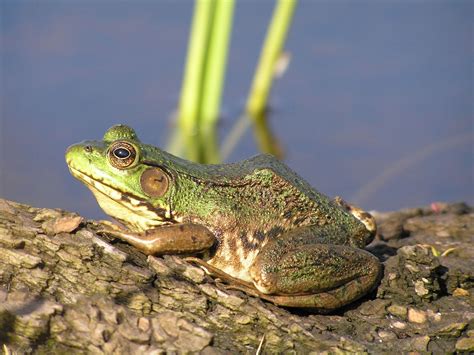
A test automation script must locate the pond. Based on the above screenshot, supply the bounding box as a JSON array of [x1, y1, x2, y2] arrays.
[[1, 1, 472, 221]]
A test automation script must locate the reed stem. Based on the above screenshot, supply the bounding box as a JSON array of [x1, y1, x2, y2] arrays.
[[246, 0, 297, 118]]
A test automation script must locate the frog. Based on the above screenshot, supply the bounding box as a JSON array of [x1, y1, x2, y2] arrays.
[[65, 124, 382, 310]]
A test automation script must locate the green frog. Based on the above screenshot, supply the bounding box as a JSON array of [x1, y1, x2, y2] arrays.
[[66, 125, 382, 310]]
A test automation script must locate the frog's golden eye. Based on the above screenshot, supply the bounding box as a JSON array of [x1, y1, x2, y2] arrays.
[[108, 141, 137, 169], [140, 168, 169, 198]]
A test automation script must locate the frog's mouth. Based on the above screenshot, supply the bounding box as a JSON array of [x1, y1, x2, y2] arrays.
[[68, 166, 177, 231]]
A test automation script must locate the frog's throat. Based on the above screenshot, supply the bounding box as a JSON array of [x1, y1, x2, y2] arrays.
[[68, 167, 176, 231]]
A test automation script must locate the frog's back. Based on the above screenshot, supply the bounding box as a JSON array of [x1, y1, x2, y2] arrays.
[[175, 152, 326, 199], [226, 153, 333, 213], [164, 151, 361, 233], [237, 154, 327, 203], [193, 154, 344, 235], [187, 154, 370, 283], [148, 147, 310, 189]]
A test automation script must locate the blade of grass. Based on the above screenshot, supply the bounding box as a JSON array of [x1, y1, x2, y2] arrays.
[[201, 0, 234, 128], [176, 0, 215, 161], [244, 0, 297, 156], [200, 0, 235, 163], [246, 0, 297, 119]]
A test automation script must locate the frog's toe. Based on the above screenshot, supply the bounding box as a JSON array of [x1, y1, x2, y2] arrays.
[[333, 196, 377, 238], [350, 207, 377, 236]]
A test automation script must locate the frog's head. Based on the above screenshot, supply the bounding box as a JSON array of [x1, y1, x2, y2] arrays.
[[66, 124, 178, 231]]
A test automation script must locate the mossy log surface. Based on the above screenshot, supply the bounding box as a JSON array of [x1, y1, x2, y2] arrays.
[[0, 198, 473, 353]]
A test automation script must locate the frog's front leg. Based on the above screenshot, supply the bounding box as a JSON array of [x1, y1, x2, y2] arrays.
[[99, 223, 215, 255], [249, 231, 382, 310]]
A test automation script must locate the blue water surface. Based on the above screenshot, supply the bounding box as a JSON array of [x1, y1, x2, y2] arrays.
[[1, 0, 472, 221]]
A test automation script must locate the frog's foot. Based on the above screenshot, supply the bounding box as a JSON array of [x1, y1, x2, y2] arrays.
[[97, 224, 141, 245], [96, 220, 126, 233], [333, 196, 377, 238], [249, 242, 383, 310], [184, 257, 263, 297], [96, 223, 133, 244]]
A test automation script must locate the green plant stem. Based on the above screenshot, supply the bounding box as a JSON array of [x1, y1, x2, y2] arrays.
[[177, 0, 214, 161], [201, 0, 234, 127], [201, 0, 235, 163], [246, 0, 297, 118]]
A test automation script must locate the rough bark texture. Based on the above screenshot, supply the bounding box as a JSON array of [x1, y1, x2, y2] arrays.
[[0, 198, 473, 353]]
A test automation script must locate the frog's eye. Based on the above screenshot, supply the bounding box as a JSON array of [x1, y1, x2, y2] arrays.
[[140, 167, 169, 198], [114, 148, 130, 159], [108, 141, 137, 169]]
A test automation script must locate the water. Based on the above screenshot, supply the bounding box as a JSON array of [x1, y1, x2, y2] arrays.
[[1, 1, 472, 222]]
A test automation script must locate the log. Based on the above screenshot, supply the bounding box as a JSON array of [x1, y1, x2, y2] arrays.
[[0, 199, 473, 353]]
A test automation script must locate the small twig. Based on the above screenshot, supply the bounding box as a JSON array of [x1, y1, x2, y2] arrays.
[[256, 334, 265, 355]]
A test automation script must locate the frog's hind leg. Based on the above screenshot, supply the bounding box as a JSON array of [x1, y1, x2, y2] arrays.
[[249, 241, 382, 310]]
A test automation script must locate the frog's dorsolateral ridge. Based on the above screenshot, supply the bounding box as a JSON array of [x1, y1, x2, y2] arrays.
[[66, 124, 382, 310]]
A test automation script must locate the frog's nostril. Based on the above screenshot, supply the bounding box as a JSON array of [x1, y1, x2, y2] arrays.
[[84, 145, 93, 153]]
